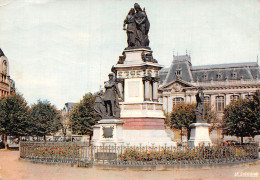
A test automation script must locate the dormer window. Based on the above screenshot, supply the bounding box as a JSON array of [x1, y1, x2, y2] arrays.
[[216, 72, 222, 80], [231, 72, 237, 79], [175, 65, 182, 78], [175, 70, 182, 76], [203, 73, 208, 80]]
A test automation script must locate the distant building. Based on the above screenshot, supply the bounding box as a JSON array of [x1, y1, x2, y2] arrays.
[[61, 102, 78, 115], [60, 102, 78, 134], [0, 48, 15, 98], [158, 54, 260, 140]]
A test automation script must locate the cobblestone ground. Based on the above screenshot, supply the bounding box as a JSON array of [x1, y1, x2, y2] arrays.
[[0, 150, 259, 180]]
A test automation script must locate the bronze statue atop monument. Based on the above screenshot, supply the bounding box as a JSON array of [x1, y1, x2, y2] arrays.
[[194, 87, 206, 123], [123, 3, 150, 49]]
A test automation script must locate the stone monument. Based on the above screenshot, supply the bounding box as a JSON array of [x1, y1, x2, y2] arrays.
[[92, 73, 124, 146], [188, 87, 212, 146], [92, 3, 176, 146]]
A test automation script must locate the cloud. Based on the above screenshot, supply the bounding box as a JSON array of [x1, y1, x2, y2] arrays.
[[24, 0, 51, 4]]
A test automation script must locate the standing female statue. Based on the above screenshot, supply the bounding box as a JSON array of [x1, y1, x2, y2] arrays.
[[134, 3, 150, 47], [123, 8, 136, 47]]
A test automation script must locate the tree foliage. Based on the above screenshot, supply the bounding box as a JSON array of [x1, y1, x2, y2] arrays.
[[169, 103, 218, 139], [0, 93, 30, 136], [223, 91, 260, 141], [70, 93, 98, 135], [30, 100, 62, 137]]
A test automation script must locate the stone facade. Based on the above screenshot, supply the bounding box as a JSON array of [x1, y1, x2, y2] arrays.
[[159, 54, 260, 114], [0, 48, 15, 98], [158, 54, 260, 141]]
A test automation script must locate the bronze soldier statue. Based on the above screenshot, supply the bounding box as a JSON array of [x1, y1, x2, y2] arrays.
[[195, 87, 206, 123], [103, 73, 122, 118]]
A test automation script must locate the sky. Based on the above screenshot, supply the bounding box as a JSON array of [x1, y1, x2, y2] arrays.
[[0, 0, 259, 109]]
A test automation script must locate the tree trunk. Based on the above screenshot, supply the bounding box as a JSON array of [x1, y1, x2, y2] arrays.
[[63, 128, 66, 142], [240, 136, 243, 144], [4, 134, 7, 150], [44, 135, 46, 143], [187, 128, 191, 140], [89, 134, 92, 146], [181, 128, 183, 143]]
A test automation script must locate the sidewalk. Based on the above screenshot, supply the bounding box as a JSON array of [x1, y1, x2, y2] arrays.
[[0, 150, 259, 180]]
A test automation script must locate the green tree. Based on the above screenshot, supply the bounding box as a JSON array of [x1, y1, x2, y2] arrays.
[[223, 91, 260, 143], [0, 93, 30, 149], [170, 103, 196, 139], [70, 93, 98, 137], [170, 103, 218, 139], [30, 100, 62, 140]]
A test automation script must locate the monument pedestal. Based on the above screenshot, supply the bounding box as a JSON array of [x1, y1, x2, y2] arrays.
[[92, 119, 124, 146], [188, 123, 211, 147], [111, 48, 177, 147]]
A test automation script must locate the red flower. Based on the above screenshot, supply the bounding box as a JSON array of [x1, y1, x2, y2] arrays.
[[125, 150, 127, 153], [60, 151, 62, 153], [75, 144, 77, 146], [137, 156, 139, 159], [56, 148, 58, 150], [45, 149, 47, 151], [52, 147, 54, 150], [147, 153, 150, 157]]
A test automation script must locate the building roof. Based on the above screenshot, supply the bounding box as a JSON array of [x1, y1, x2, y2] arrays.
[[192, 62, 258, 70], [0, 48, 5, 57], [160, 54, 260, 84], [65, 102, 78, 109]]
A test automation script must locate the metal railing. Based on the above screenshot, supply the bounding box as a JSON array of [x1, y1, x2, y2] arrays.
[[20, 142, 258, 167]]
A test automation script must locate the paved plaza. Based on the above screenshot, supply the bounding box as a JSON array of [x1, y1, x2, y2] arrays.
[[0, 150, 259, 180]]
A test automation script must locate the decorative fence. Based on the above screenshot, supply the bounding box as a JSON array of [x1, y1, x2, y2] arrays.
[[20, 142, 259, 167]]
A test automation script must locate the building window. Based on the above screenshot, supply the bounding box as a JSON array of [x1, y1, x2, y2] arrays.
[[245, 95, 253, 100], [203, 73, 208, 80], [216, 73, 222, 80], [216, 96, 225, 112], [175, 70, 182, 76], [173, 97, 184, 106], [204, 96, 211, 106], [230, 95, 239, 101], [175, 65, 182, 78], [231, 72, 237, 79]]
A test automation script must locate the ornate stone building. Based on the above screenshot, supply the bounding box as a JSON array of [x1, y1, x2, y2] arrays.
[[158, 54, 260, 140], [0, 48, 15, 97]]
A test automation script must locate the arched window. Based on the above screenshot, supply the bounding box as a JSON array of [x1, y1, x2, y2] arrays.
[[173, 97, 184, 106], [216, 96, 225, 112], [230, 95, 239, 101]]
